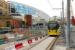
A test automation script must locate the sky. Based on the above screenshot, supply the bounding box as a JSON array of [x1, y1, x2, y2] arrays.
[[72, 0, 75, 16], [5, 0, 72, 17]]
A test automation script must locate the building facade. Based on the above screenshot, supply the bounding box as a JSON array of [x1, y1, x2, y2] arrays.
[[0, 0, 11, 27], [8, 1, 37, 16], [0, 0, 10, 19]]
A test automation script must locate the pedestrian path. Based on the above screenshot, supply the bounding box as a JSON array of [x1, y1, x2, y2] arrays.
[[0, 36, 48, 50], [29, 37, 55, 50], [53, 37, 66, 50], [53, 45, 66, 50]]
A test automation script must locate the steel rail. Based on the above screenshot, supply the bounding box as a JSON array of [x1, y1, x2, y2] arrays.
[[46, 37, 58, 50]]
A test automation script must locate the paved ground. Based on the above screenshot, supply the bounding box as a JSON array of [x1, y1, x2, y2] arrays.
[[29, 37, 55, 50], [52, 37, 75, 50], [53, 37, 66, 50]]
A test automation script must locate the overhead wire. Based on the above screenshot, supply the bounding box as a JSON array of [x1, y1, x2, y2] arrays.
[[46, 0, 53, 9]]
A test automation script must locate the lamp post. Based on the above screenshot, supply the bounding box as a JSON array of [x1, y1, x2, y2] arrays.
[[66, 0, 71, 49], [61, 0, 65, 37]]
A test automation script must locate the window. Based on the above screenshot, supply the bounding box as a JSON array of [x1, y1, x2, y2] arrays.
[[6, 21, 11, 27], [0, 10, 3, 16], [11, 8, 16, 13]]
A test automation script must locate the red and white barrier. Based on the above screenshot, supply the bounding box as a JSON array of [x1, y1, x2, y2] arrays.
[[3, 36, 47, 50], [22, 40, 30, 50], [27, 39, 32, 44], [35, 37, 38, 41], [30, 37, 39, 45], [22, 40, 30, 47], [15, 43, 23, 50], [32, 38, 36, 43], [40, 36, 42, 39]]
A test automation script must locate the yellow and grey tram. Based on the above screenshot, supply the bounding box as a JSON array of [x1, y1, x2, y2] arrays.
[[48, 21, 60, 37]]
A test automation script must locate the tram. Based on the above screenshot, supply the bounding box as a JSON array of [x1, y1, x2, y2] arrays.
[[48, 21, 60, 37]]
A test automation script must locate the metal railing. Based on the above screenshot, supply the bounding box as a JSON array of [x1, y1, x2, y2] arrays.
[[0, 25, 48, 45]]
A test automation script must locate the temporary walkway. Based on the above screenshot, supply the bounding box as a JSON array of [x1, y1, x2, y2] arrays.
[[0, 35, 68, 50], [0, 36, 57, 50], [29, 37, 56, 50]]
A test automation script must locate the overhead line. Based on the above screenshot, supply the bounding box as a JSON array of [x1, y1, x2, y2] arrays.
[[46, 0, 53, 9]]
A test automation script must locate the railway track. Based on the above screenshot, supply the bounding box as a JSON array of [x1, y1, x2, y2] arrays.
[[46, 37, 58, 50], [29, 37, 58, 50]]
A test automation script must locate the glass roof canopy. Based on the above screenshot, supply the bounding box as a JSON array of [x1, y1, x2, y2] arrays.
[[6, 0, 63, 17], [9, 1, 37, 16]]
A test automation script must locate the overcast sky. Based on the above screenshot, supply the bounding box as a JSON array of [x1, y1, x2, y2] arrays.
[[5, 0, 75, 17]]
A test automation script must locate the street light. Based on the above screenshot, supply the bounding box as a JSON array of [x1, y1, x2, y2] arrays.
[[66, 0, 71, 49]]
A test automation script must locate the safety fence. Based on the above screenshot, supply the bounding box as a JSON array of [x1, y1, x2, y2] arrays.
[[0, 35, 48, 50], [0, 26, 48, 45], [0, 26, 48, 50]]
